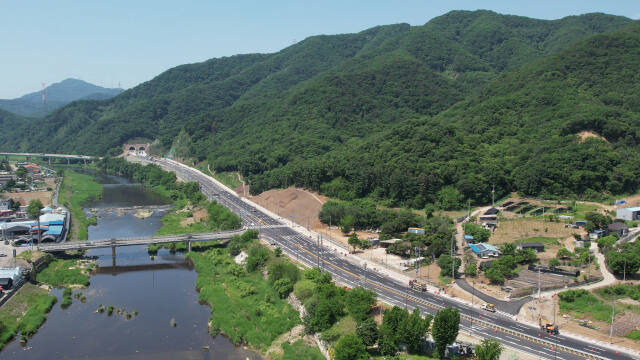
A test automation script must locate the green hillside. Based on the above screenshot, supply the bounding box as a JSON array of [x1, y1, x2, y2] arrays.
[[250, 21, 640, 207], [0, 10, 634, 206]]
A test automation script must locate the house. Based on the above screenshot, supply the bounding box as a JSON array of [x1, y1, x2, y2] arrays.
[[517, 242, 545, 253], [482, 222, 498, 231], [589, 229, 606, 240], [607, 222, 629, 237], [380, 238, 402, 248], [575, 220, 587, 228], [469, 243, 501, 258], [616, 207, 640, 221], [464, 235, 474, 243], [407, 227, 425, 235]]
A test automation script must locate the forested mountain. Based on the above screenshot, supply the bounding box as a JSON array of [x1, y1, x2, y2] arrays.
[[250, 21, 640, 207], [0, 10, 635, 206], [0, 78, 119, 117]]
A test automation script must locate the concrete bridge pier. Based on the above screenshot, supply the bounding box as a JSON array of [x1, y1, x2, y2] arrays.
[[111, 245, 116, 268], [84, 159, 87, 165], [187, 240, 192, 252], [48, 158, 51, 166], [67, 158, 70, 165], [26, 156, 30, 162]]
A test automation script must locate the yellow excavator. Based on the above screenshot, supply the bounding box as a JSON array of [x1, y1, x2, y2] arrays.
[[539, 318, 559, 335]]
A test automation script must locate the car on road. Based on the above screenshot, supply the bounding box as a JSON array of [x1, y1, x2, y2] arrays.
[[481, 303, 496, 312], [0, 254, 6, 257]]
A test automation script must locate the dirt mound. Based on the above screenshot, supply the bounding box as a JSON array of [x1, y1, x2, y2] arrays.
[[243, 187, 327, 228]]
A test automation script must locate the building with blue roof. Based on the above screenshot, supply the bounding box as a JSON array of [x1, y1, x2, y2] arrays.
[[469, 243, 501, 258]]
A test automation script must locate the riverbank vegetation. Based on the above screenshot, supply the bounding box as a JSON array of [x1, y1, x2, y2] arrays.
[[156, 200, 241, 235], [0, 283, 57, 349], [35, 258, 92, 287], [187, 231, 301, 351], [57, 169, 102, 240]]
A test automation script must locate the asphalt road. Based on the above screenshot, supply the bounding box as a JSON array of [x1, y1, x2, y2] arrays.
[[146, 156, 636, 360]]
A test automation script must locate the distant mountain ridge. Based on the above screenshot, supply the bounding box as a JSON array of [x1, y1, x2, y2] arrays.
[[0, 78, 120, 117], [0, 10, 637, 205]]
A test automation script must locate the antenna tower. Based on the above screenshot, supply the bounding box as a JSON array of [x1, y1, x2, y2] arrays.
[[118, 81, 122, 94], [41, 83, 46, 105]]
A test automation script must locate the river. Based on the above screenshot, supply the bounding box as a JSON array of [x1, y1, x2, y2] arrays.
[[2, 173, 262, 359]]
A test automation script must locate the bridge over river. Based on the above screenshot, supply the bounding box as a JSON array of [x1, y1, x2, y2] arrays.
[[0, 152, 99, 164]]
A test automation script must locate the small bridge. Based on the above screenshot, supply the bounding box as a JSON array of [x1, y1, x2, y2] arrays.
[[0, 152, 99, 164], [36, 228, 248, 267], [36, 228, 247, 253]]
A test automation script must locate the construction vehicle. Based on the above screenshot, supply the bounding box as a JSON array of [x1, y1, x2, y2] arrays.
[[409, 279, 427, 292], [481, 303, 496, 312], [541, 322, 559, 335], [580, 320, 597, 330]]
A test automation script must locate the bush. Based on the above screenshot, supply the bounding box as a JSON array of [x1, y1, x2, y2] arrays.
[[465, 264, 477, 277], [486, 267, 505, 285], [273, 278, 294, 299], [333, 334, 368, 360], [344, 287, 376, 322], [268, 261, 300, 284], [294, 279, 315, 302], [246, 244, 270, 272]]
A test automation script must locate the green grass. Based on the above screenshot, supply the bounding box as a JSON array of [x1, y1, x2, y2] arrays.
[[212, 171, 243, 190], [188, 249, 300, 351], [0, 283, 57, 348], [35, 259, 90, 287], [155, 201, 241, 236], [58, 170, 103, 240], [558, 289, 619, 322], [626, 330, 640, 340], [595, 284, 640, 301], [279, 340, 325, 360], [321, 315, 357, 343]]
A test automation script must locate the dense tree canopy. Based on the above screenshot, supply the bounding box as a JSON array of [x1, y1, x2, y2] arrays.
[[0, 12, 634, 208]]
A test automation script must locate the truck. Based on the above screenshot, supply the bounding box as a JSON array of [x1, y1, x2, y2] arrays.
[[481, 303, 496, 312], [409, 279, 427, 292]]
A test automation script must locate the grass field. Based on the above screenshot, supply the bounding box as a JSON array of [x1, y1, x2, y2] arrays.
[[278, 340, 325, 360], [0, 283, 57, 348], [57, 170, 102, 240], [188, 249, 300, 352], [35, 259, 91, 287], [558, 289, 619, 322], [213, 171, 243, 190]]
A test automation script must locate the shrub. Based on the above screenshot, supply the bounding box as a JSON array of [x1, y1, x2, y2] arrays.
[[246, 244, 270, 272], [294, 279, 315, 302], [273, 278, 294, 299], [268, 261, 300, 284]]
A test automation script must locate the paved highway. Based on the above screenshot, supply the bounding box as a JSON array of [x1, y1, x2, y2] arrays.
[[144, 156, 636, 360]]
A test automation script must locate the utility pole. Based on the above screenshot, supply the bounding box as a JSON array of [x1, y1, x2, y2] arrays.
[[467, 199, 471, 219], [610, 293, 615, 344], [491, 184, 495, 208]]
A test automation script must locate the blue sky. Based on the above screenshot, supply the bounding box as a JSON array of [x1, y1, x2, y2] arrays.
[[1, 0, 638, 98]]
